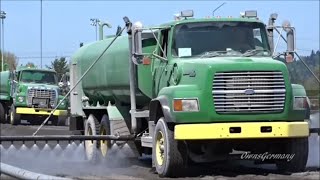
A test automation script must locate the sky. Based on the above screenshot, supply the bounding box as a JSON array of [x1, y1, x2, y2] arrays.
[[0, 0, 319, 67]]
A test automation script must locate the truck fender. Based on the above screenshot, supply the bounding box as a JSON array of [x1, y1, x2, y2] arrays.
[[149, 96, 174, 123]]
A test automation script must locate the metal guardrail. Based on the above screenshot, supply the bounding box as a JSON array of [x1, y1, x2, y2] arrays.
[[0, 163, 72, 180]]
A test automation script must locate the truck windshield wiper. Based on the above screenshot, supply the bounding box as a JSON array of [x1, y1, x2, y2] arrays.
[[242, 49, 270, 57], [199, 51, 226, 58]]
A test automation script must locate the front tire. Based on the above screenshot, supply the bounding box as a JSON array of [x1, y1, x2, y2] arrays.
[[152, 117, 185, 177], [10, 105, 20, 125], [84, 114, 100, 164], [276, 137, 308, 172]]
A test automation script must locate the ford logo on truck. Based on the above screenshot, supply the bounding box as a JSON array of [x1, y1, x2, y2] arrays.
[[244, 89, 255, 95]]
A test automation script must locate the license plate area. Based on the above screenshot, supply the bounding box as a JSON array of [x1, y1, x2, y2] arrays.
[[32, 98, 49, 108]]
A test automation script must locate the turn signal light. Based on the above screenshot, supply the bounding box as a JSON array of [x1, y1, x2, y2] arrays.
[[143, 56, 151, 65], [174, 99, 183, 111]]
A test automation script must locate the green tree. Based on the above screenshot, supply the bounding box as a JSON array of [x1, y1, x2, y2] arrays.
[[25, 62, 36, 68], [46, 57, 69, 80], [287, 49, 320, 96]]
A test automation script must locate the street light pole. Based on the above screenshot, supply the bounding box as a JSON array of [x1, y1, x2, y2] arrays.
[[40, 0, 42, 68], [90, 18, 100, 41], [0, 11, 6, 72]]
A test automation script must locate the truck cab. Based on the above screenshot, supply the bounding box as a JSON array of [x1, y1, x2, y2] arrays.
[[128, 10, 311, 176]]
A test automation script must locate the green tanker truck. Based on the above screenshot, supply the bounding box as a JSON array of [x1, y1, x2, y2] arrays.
[[0, 65, 68, 125], [68, 10, 312, 177]]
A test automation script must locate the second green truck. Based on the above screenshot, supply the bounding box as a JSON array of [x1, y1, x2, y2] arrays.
[[0, 65, 68, 125]]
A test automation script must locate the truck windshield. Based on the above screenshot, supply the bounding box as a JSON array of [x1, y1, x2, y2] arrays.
[[20, 70, 58, 85], [172, 21, 271, 58]]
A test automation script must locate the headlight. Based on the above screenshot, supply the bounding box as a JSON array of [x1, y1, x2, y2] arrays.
[[173, 98, 199, 112], [18, 96, 24, 103], [59, 99, 65, 106], [293, 96, 308, 110]]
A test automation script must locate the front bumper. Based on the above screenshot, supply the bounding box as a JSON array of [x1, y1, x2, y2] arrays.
[[16, 107, 67, 116], [174, 121, 309, 140]]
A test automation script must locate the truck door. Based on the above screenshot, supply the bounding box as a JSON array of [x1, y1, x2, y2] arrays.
[[153, 29, 170, 96]]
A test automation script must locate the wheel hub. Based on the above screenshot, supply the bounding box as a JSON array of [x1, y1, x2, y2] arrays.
[[100, 128, 109, 157], [85, 126, 94, 159], [156, 131, 165, 166]]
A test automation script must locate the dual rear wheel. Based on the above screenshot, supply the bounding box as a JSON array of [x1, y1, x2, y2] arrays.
[[84, 114, 111, 163]]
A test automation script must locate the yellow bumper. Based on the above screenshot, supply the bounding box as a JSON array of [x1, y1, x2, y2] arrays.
[[16, 107, 67, 116], [175, 122, 309, 140]]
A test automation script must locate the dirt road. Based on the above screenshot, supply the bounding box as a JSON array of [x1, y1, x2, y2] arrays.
[[1, 114, 319, 180]]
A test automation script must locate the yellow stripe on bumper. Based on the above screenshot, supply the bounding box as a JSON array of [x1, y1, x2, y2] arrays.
[[16, 107, 67, 116], [175, 122, 309, 140]]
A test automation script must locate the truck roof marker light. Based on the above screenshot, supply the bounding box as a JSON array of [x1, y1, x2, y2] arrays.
[[174, 99, 183, 111], [180, 10, 194, 19], [244, 10, 257, 18], [174, 13, 181, 21]]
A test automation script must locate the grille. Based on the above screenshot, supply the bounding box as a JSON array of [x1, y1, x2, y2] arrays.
[[212, 71, 286, 113], [27, 88, 57, 107]]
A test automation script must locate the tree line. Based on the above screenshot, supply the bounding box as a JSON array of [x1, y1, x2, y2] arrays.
[[286, 50, 320, 96]]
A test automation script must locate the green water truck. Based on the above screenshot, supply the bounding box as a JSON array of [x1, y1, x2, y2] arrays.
[[68, 10, 311, 177], [0, 65, 68, 125]]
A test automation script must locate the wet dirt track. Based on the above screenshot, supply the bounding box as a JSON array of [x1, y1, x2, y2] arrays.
[[1, 115, 319, 180]]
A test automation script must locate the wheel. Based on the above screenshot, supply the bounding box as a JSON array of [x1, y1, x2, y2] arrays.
[[0, 103, 6, 123], [276, 137, 308, 172], [152, 117, 185, 177], [9, 105, 20, 125], [84, 114, 100, 164], [99, 115, 112, 160]]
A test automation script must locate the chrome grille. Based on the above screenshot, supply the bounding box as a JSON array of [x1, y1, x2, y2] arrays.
[[27, 88, 57, 107], [212, 71, 286, 113]]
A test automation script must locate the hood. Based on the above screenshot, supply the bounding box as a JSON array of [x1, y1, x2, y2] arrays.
[[175, 56, 285, 67], [173, 56, 289, 75]]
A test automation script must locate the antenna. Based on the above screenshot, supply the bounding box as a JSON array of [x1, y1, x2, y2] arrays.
[[212, 2, 226, 16]]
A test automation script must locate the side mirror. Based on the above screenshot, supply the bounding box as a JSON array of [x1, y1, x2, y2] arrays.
[[58, 82, 64, 88], [132, 21, 143, 64]]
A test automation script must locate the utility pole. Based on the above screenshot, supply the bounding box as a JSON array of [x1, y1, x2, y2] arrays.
[[0, 10, 6, 71], [40, 0, 43, 68], [90, 18, 100, 41]]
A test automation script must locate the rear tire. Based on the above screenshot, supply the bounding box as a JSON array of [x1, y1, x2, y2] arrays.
[[0, 103, 6, 123], [99, 115, 111, 161], [152, 117, 185, 177], [9, 105, 20, 125], [84, 114, 100, 164], [276, 137, 308, 172]]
